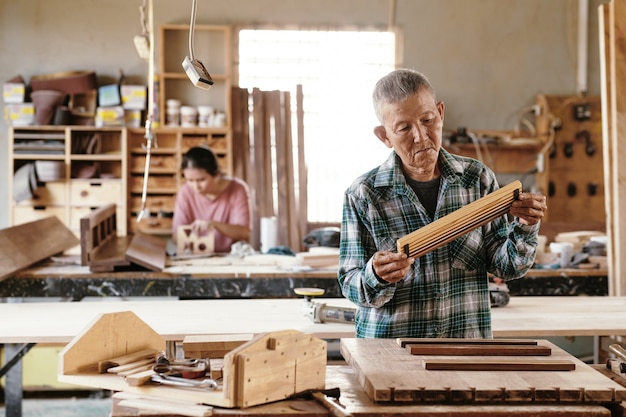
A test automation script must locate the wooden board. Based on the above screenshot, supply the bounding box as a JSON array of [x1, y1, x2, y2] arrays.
[[405, 344, 552, 356], [125, 232, 166, 272], [0, 216, 79, 281], [340, 338, 626, 404]]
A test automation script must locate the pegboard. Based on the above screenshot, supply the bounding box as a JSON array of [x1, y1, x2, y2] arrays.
[[536, 94, 605, 231]]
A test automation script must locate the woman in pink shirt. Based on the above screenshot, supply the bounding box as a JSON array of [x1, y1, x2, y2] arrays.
[[172, 146, 252, 253]]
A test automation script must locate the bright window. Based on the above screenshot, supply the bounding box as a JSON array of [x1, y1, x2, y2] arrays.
[[238, 28, 396, 223]]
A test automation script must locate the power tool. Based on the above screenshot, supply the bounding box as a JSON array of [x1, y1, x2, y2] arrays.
[[295, 281, 510, 325]]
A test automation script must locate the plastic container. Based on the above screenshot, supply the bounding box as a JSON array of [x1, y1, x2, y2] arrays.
[[180, 106, 198, 127], [197, 105, 214, 127]]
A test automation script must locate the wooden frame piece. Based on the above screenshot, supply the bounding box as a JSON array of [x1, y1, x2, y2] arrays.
[[80, 203, 166, 272]]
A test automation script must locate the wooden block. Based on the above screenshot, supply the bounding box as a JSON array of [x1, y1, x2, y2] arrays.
[[422, 359, 576, 371], [177, 226, 214, 256], [124, 369, 156, 387], [0, 216, 79, 281], [209, 358, 224, 380], [406, 344, 552, 356]]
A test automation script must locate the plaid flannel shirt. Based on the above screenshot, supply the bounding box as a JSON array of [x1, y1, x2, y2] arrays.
[[338, 149, 539, 338]]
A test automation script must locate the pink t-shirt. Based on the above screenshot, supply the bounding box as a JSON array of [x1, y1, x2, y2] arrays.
[[172, 176, 251, 253]]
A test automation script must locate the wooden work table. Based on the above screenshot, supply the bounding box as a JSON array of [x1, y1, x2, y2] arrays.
[[2, 296, 626, 417], [110, 365, 623, 416], [1, 296, 626, 345]]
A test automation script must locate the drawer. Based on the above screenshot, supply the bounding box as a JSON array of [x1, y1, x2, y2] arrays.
[[130, 195, 175, 213], [130, 154, 178, 172], [70, 180, 122, 205], [130, 175, 177, 191], [13, 205, 67, 225], [15, 181, 67, 206], [70, 206, 126, 235]]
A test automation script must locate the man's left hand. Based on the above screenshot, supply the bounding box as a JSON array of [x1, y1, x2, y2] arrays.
[[509, 192, 547, 226]]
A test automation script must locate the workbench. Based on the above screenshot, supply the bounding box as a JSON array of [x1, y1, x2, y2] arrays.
[[2, 296, 626, 417], [1, 255, 342, 300], [109, 365, 625, 416], [0, 255, 609, 299]]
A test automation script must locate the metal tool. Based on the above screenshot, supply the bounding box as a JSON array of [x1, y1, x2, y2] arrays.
[[151, 373, 218, 390], [489, 281, 510, 307], [153, 355, 208, 379], [296, 280, 510, 325], [291, 387, 352, 417]]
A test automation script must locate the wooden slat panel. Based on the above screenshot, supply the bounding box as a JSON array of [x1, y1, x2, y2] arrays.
[[340, 338, 626, 404], [397, 180, 521, 258], [0, 216, 79, 281]]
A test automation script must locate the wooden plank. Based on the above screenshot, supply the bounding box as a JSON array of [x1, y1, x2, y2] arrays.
[[397, 338, 538, 347], [406, 344, 551, 356], [423, 359, 575, 371], [125, 232, 166, 272], [340, 338, 626, 404], [0, 216, 79, 281], [600, 0, 626, 296]]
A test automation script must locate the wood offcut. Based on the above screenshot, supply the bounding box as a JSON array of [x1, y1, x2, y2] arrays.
[[397, 180, 521, 258], [0, 216, 79, 281]]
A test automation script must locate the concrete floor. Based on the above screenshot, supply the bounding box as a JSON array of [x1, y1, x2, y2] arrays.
[[0, 395, 112, 417]]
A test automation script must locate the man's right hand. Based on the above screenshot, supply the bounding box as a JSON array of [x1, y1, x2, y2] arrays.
[[372, 250, 414, 283]]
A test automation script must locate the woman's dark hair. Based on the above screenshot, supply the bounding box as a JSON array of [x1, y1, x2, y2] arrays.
[[181, 146, 220, 176]]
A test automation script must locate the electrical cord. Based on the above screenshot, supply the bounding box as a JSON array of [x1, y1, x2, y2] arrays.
[[188, 0, 198, 61]]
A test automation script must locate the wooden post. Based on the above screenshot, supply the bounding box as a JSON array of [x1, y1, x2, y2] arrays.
[[599, 0, 626, 295]]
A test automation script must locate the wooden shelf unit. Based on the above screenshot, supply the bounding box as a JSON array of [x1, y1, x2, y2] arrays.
[[159, 24, 232, 129], [8, 126, 128, 239], [126, 127, 232, 235]]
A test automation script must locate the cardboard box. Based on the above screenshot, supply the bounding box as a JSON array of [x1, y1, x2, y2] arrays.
[[3, 82, 25, 103], [4, 102, 35, 126], [95, 106, 124, 127], [98, 84, 121, 107], [121, 85, 147, 110], [124, 109, 143, 128]]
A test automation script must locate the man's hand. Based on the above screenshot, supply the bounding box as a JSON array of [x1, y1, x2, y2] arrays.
[[510, 192, 547, 226], [372, 250, 414, 283]]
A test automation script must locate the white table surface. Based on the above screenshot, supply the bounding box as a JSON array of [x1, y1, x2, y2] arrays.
[[1, 296, 625, 344]]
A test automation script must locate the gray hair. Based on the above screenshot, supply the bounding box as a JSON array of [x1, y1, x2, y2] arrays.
[[372, 69, 436, 123]]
